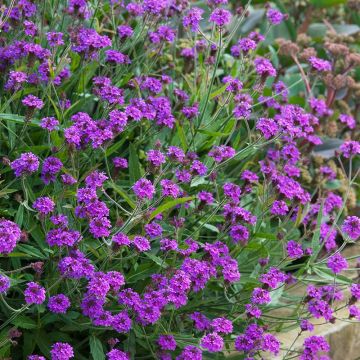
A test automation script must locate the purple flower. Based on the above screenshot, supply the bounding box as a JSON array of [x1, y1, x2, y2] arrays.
[[72, 28, 111, 59], [254, 57, 277, 77], [309, 97, 332, 117], [241, 170, 259, 183], [198, 191, 214, 205], [22, 94, 44, 109], [267, 8, 285, 25], [133, 236, 151, 252], [24, 282, 46, 305], [41, 157, 63, 184], [61, 174, 77, 185], [0, 219, 21, 254], [28, 356, 46, 360], [300, 336, 329, 360], [160, 179, 180, 198], [342, 216, 360, 240], [251, 287, 271, 304], [0, 275, 10, 293], [348, 304, 360, 320], [223, 182, 241, 202], [327, 253, 348, 274], [259, 267, 287, 289], [339, 140, 360, 158], [149, 26, 176, 43], [117, 25, 133, 39], [211, 317, 233, 334], [209, 9, 231, 27], [50, 342, 74, 360], [270, 200, 288, 216], [256, 117, 279, 139], [307, 298, 333, 321], [47, 32, 64, 46], [48, 294, 71, 314], [190, 312, 211, 331], [234, 323, 264, 353], [208, 145, 235, 163], [160, 238, 178, 251], [140, 76, 162, 94], [147, 149, 166, 167], [238, 37, 257, 54], [308, 57, 332, 72], [287, 240, 304, 259], [158, 335, 176, 351], [183, 7, 204, 31], [33, 196, 55, 214], [350, 283, 360, 300], [145, 222, 163, 238], [245, 303, 262, 318], [113, 157, 128, 169], [85, 171, 108, 188], [113, 233, 131, 247], [263, 333, 280, 355], [40, 117, 59, 131], [200, 332, 224, 352], [133, 179, 155, 200], [5, 71, 27, 91], [182, 104, 199, 119], [11, 152, 39, 177], [107, 349, 130, 360], [339, 114, 356, 129], [105, 50, 131, 64], [143, 0, 168, 15], [190, 160, 207, 176], [112, 311, 132, 333], [24, 20, 37, 36], [229, 225, 249, 244], [300, 319, 314, 332], [176, 345, 202, 360], [167, 146, 185, 162]]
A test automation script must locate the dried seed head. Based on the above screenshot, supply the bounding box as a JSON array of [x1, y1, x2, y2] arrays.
[[277, 39, 300, 57], [299, 47, 317, 60]]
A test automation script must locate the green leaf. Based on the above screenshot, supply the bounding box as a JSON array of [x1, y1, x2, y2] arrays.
[[175, 121, 188, 151], [312, 267, 352, 285], [144, 252, 168, 268], [15, 204, 24, 227], [0, 113, 40, 127], [254, 232, 277, 240], [16, 244, 47, 259], [127, 263, 155, 282], [90, 336, 105, 360], [149, 196, 194, 220], [107, 183, 136, 209], [310, 202, 324, 262], [12, 315, 37, 329], [310, 0, 346, 7], [47, 94, 61, 121], [210, 84, 228, 100], [129, 143, 141, 183], [198, 129, 230, 137]]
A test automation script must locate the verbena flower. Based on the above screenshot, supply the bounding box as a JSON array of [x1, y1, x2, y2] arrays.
[[24, 282, 46, 304], [0, 275, 10, 293], [48, 294, 71, 313], [50, 342, 74, 360], [209, 9, 231, 27], [11, 152, 39, 177], [0, 219, 21, 254]]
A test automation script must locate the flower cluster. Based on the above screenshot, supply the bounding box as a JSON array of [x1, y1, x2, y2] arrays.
[[0, 0, 359, 359]]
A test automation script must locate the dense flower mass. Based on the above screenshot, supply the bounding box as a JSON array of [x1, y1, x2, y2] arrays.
[[0, 0, 358, 359], [0, 219, 21, 254]]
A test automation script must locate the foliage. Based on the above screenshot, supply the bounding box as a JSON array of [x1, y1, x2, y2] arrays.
[[0, 0, 359, 359]]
